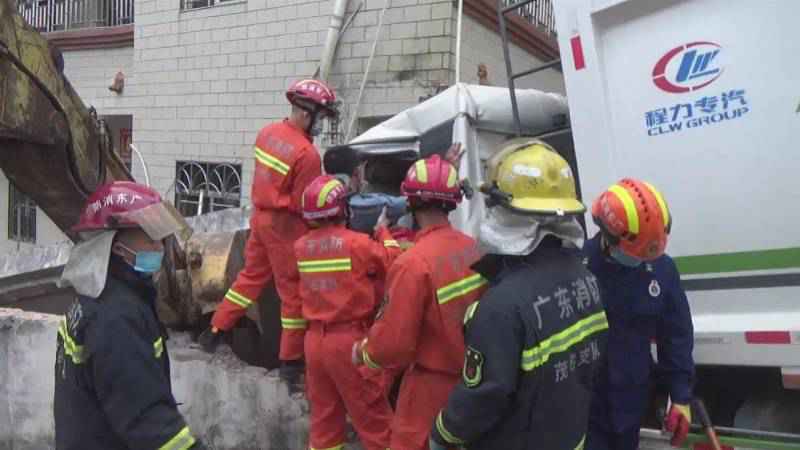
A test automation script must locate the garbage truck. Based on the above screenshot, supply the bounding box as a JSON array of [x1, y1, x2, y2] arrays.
[[329, 0, 800, 446], [547, 0, 800, 435]]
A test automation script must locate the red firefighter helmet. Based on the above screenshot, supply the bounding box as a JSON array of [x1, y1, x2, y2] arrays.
[[302, 175, 348, 221], [591, 178, 672, 261], [286, 79, 338, 116], [401, 155, 463, 208], [73, 181, 189, 241]]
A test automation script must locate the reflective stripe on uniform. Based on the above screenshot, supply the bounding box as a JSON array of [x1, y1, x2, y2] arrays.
[[281, 317, 308, 330], [436, 412, 465, 445], [446, 166, 458, 188], [159, 426, 196, 450], [520, 311, 608, 371], [575, 434, 586, 450], [415, 159, 428, 183], [643, 181, 670, 225], [254, 145, 290, 176], [225, 288, 253, 309], [463, 301, 480, 325], [437, 274, 487, 305], [383, 239, 400, 248], [298, 258, 352, 273], [58, 320, 86, 364], [363, 347, 381, 370], [317, 179, 341, 207], [608, 185, 639, 234], [154, 337, 164, 358], [310, 444, 344, 450]]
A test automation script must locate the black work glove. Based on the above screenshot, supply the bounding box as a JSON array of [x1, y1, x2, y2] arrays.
[[198, 327, 223, 353]]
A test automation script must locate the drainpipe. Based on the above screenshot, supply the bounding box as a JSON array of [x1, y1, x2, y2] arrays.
[[319, 0, 350, 81]]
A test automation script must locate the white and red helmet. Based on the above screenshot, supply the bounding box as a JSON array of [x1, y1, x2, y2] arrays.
[[286, 79, 338, 117]]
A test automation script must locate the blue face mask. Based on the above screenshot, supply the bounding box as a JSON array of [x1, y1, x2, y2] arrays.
[[134, 251, 164, 273], [610, 246, 642, 268]]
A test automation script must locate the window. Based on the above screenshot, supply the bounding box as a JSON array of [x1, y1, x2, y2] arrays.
[[175, 161, 242, 217], [8, 183, 37, 243], [180, 0, 234, 10]]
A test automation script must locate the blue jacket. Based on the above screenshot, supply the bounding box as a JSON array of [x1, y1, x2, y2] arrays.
[[582, 234, 694, 431]]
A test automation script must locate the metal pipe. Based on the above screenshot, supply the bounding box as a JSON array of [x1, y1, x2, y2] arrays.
[[129, 143, 151, 187], [345, 0, 390, 142], [511, 58, 561, 79], [455, 0, 464, 84], [318, 0, 350, 81], [497, 1, 522, 136]]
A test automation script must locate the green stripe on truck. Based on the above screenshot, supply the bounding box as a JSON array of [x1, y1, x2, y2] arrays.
[[674, 247, 800, 275]]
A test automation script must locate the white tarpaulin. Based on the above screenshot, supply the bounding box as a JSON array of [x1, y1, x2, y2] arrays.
[[345, 83, 570, 239]]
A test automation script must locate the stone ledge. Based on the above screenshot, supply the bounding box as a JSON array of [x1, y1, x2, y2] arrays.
[[47, 25, 134, 51]]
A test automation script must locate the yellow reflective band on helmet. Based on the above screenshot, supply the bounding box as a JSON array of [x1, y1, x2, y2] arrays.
[[281, 317, 308, 329], [225, 289, 253, 309], [437, 274, 487, 305], [446, 166, 458, 188], [643, 182, 670, 227], [463, 301, 480, 325], [575, 434, 586, 450], [608, 184, 640, 235], [310, 444, 344, 450], [159, 426, 196, 450], [317, 179, 342, 208], [298, 258, 352, 273], [58, 320, 86, 364], [415, 160, 428, 183], [436, 412, 466, 445], [154, 337, 164, 359], [254, 146, 290, 176], [520, 311, 608, 371], [383, 239, 400, 248]]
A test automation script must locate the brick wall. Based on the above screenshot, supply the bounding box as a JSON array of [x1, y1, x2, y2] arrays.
[[128, 0, 464, 206], [61, 47, 137, 114]]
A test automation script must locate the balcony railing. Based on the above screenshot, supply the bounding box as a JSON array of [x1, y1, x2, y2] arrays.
[[503, 0, 556, 37], [17, 0, 133, 33]]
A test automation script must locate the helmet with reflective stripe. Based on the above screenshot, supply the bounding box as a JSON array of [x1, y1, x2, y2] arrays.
[[73, 181, 190, 241], [286, 79, 338, 117], [482, 139, 585, 216], [400, 154, 462, 209], [591, 178, 672, 261], [302, 175, 348, 221]]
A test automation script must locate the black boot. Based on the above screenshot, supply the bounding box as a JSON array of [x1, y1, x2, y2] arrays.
[[279, 359, 305, 395]]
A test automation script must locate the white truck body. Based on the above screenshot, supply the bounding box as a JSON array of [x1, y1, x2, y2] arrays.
[[550, 0, 800, 375]]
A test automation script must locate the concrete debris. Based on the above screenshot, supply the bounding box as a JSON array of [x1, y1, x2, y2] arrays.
[[0, 307, 365, 450], [0, 242, 72, 280]]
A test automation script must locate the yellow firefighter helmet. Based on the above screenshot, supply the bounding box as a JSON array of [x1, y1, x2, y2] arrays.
[[482, 139, 585, 216]]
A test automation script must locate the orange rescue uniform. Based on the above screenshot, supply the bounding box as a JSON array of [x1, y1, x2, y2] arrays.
[[211, 119, 321, 361], [296, 223, 401, 450], [362, 223, 487, 450]]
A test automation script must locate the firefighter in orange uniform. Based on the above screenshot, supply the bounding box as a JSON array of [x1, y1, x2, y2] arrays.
[[200, 79, 337, 383], [295, 175, 400, 450], [352, 154, 487, 450]]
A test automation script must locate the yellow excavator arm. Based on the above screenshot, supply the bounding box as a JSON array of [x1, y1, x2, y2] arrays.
[[0, 0, 132, 237]]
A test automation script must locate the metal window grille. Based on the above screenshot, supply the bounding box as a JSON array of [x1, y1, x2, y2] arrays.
[[180, 0, 234, 11], [500, 0, 556, 36], [8, 183, 37, 243], [174, 161, 242, 217], [17, 0, 133, 33]]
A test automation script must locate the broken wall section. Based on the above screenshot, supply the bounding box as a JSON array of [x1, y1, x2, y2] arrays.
[[0, 308, 311, 450]]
